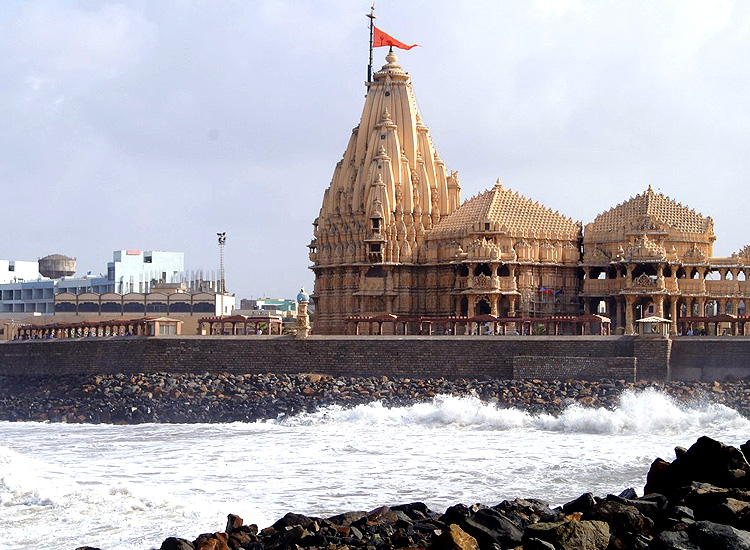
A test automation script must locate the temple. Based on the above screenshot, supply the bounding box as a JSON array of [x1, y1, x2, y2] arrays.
[[309, 51, 750, 336]]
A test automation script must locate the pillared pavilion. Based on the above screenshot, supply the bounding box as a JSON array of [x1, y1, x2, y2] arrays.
[[309, 51, 750, 335]]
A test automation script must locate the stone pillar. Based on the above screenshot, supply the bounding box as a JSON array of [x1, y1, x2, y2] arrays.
[[508, 296, 517, 317], [625, 295, 635, 335], [669, 298, 678, 336], [654, 295, 665, 319], [612, 298, 620, 333], [718, 298, 727, 316]]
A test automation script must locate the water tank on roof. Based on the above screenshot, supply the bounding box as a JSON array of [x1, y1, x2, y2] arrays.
[[38, 254, 76, 279]]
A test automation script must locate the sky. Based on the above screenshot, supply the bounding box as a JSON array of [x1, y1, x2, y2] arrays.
[[2, 0, 749, 300]]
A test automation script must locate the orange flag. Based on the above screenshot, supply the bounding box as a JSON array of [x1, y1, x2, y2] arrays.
[[373, 26, 419, 50]]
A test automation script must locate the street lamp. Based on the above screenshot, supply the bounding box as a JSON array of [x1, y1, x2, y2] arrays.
[[217, 232, 226, 316]]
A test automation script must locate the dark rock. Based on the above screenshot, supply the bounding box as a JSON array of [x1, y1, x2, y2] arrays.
[[522, 538, 556, 550], [461, 507, 524, 548], [583, 499, 653, 549], [493, 498, 559, 528], [430, 524, 478, 550], [523, 520, 610, 550], [651, 437, 750, 499], [619, 487, 638, 499], [271, 511, 318, 530], [367, 505, 400, 524], [687, 520, 750, 550], [441, 503, 481, 526], [160, 537, 195, 550], [562, 492, 597, 515], [327, 510, 367, 526], [607, 494, 661, 516], [193, 532, 230, 550], [392, 501, 432, 521], [652, 530, 701, 550], [225, 514, 243, 534]]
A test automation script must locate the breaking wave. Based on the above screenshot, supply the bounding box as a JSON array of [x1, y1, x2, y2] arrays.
[[276, 388, 750, 435]]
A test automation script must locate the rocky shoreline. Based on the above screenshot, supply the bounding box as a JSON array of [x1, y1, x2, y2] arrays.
[[70, 435, 750, 550], [2, 373, 750, 424]]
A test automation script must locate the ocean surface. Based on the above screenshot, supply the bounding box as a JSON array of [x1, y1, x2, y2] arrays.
[[2, 389, 749, 550]]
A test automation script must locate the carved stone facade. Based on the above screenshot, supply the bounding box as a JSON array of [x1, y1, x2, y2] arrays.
[[310, 52, 750, 335], [580, 186, 750, 335]]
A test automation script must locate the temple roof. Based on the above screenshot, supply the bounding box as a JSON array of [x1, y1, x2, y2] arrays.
[[587, 186, 713, 236], [432, 180, 579, 237], [315, 50, 455, 232]]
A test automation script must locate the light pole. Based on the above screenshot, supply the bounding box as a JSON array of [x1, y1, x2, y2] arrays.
[[217, 232, 226, 316]]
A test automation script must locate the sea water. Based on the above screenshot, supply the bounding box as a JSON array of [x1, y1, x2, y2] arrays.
[[2, 389, 749, 550]]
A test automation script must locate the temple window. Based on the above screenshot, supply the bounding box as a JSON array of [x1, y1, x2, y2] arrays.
[[371, 218, 380, 231], [474, 263, 492, 276], [365, 266, 385, 278], [370, 243, 381, 252]]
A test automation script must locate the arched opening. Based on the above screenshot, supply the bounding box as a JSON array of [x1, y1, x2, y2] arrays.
[[100, 302, 122, 313], [663, 265, 673, 277], [632, 264, 657, 278], [690, 268, 700, 279], [476, 297, 491, 315], [474, 263, 492, 276], [460, 296, 469, 317], [497, 265, 510, 277], [457, 265, 469, 277], [676, 267, 687, 279]]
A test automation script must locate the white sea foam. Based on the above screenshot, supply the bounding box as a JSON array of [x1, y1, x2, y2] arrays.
[[276, 388, 750, 435]]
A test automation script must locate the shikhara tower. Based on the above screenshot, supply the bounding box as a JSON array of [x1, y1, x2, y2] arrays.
[[308, 51, 581, 334]]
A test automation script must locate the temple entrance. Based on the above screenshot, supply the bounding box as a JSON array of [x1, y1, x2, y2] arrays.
[[476, 297, 491, 316]]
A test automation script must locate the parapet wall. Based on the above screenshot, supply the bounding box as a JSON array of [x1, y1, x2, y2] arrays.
[[0, 335, 660, 380]]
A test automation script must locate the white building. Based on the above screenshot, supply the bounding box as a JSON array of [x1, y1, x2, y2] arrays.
[[0, 259, 42, 284], [0, 250, 188, 315], [107, 250, 185, 293]]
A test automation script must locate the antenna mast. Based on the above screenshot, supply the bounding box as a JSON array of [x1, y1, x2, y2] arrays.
[[366, 4, 376, 84]]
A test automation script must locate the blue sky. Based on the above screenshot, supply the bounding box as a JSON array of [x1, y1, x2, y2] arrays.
[[1, 0, 747, 299]]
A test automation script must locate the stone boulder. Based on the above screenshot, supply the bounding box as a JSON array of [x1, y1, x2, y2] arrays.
[[523, 519, 610, 550], [646, 437, 750, 499]]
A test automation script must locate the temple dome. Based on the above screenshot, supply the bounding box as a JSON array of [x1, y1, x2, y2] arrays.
[[431, 180, 579, 239]]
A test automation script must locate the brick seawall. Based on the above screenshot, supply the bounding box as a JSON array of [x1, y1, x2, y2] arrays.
[[1, 334, 749, 381]]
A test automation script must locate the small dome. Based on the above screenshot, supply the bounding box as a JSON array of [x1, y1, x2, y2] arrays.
[[296, 287, 309, 303]]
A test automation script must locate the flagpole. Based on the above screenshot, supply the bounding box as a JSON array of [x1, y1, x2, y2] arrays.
[[366, 4, 376, 84]]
